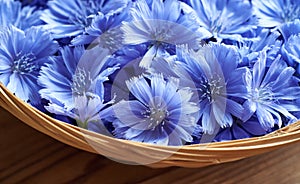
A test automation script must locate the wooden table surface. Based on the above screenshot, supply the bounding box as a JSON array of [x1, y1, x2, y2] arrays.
[[0, 107, 299, 184]]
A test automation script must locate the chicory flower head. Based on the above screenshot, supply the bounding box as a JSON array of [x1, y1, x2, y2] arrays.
[[184, 0, 257, 42], [38, 46, 119, 110], [157, 43, 249, 134], [0, 0, 44, 30], [121, 0, 208, 68], [279, 19, 300, 74], [112, 74, 200, 146], [242, 51, 300, 129], [46, 92, 114, 134], [71, 7, 130, 50], [253, 0, 300, 27], [41, 0, 130, 40], [0, 25, 58, 104]]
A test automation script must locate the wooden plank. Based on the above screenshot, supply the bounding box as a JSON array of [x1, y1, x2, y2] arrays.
[[0, 108, 171, 184], [141, 143, 300, 184], [0, 108, 299, 183]]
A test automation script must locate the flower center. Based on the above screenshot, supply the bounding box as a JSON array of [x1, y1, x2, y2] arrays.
[[150, 21, 174, 43], [71, 68, 92, 96], [12, 53, 37, 74], [199, 75, 225, 102], [143, 106, 169, 130], [98, 28, 124, 52], [69, 1, 105, 29], [152, 28, 172, 42], [69, 15, 89, 28], [252, 87, 275, 104], [281, 2, 300, 23]]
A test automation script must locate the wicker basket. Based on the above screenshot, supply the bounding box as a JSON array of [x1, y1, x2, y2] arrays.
[[1, 82, 300, 168]]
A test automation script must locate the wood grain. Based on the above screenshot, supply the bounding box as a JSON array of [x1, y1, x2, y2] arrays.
[[0, 107, 299, 184]]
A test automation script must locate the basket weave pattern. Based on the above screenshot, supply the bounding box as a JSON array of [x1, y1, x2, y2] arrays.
[[1, 83, 300, 168]]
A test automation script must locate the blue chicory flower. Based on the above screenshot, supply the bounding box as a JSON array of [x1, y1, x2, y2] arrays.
[[148, 43, 249, 135], [183, 0, 257, 42], [71, 7, 131, 50], [253, 0, 300, 27], [121, 0, 208, 68], [279, 19, 300, 74], [0, 0, 44, 30], [46, 93, 114, 134], [112, 74, 200, 146], [242, 50, 300, 129], [41, 0, 130, 41], [0, 25, 58, 104], [181, 44, 250, 134], [38, 46, 119, 110]]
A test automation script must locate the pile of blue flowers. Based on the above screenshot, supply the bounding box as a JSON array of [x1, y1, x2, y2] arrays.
[[1, 0, 300, 146]]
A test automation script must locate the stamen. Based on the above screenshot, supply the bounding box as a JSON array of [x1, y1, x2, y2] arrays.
[[143, 105, 168, 130], [71, 68, 92, 96], [282, 2, 300, 23], [151, 23, 173, 42], [12, 53, 37, 74], [198, 75, 225, 102], [252, 87, 275, 104], [98, 28, 124, 52]]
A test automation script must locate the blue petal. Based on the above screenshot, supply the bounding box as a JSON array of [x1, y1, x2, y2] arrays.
[[261, 56, 286, 87], [113, 100, 148, 126], [256, 105, 275, 129], [232, 125, 251, 140], [242, 100, 257, 122], [126, 76, 152, 106], [214, 128, 233, 142], [252, 50, 267, 88], [241, 120, 267, 136]]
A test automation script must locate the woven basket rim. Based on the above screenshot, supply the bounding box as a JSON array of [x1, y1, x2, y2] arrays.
[[1, 82, 299, 148], [1, 82, 300, 168]]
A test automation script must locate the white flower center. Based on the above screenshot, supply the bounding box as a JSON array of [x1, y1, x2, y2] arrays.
[[71, 68, 92, 96], [252, 87, 275, 104], [152, 27, 173, 42], [98, 28, 124, 52], [281, 2, 300, 23], [199, 75, 225, 103], [142, 106, 169, 130], [12, 53, 37, 74]]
